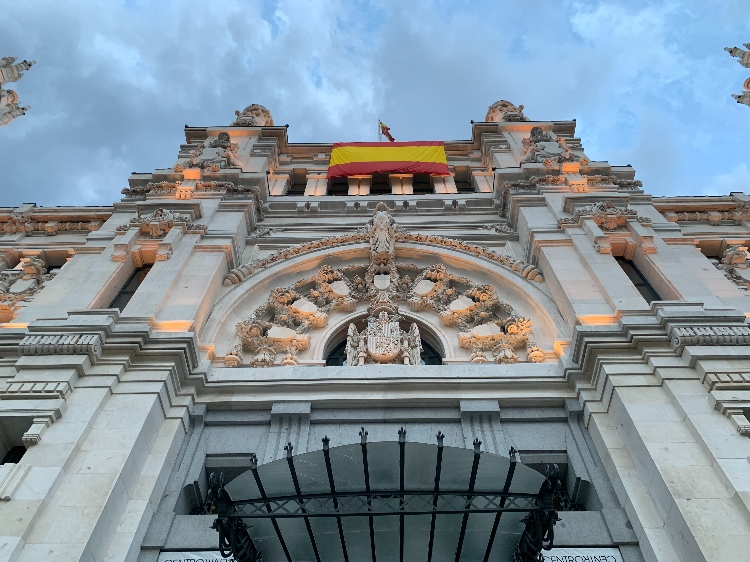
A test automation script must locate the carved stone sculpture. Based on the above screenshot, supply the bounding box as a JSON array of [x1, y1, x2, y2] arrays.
[[485, 100, 528, 122], [0, 89, 18, 110], [520, 128, 589, 166], [732, 89, 750, 107], [116, 208, 205, 238], [0, 257, 57, 321], [715, 245, 750, 289], [345, 295, 422, 366], [231, 104, 274, 127], [0, 102, 29, 127], [725, 45, 750, 68], [0, 57, 35, 87], [557, 201, 651, 231]]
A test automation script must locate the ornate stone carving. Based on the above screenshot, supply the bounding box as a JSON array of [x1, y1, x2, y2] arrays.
[[732, 89, 750, 107], [0, 102, 29, 127], [482, 224, 516, 234], [0, 258, 58, 317], [345, 295, 421, 366], [116, 208, 205, 238], [225, 206, 543, 287], [521, 128, 589, 166], [714, 245, 750, 289], [661, 201, 750, 225], [485, 100, 528, 122], [175, 136, 243, 172], [1, 213, 102, 235], [725, 45, 750, 68], [557, 201, 651, 231], [227, 319, 310, 368], [0, 89, 18, 109], [0, 57, 35, 87], [584, 175, 643, 191], [231, 104, 274, 127]]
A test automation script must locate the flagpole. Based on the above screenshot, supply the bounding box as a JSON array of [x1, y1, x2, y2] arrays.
[[378, 119, 382, 142]]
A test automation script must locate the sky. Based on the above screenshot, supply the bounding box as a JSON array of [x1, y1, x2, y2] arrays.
[[0, 0, 749, 208]]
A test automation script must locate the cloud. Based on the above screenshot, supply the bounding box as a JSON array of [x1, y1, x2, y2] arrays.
[[0, 0, 748, 206]]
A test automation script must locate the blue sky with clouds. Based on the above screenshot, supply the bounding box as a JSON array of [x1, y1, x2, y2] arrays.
[[1, 0, 749, 207]]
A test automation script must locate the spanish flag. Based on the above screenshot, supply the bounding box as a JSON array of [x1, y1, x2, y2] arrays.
[[327, 141, 450, 178]]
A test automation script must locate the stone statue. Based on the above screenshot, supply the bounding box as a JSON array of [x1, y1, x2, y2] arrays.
[[725, 45, 750, 69], [0, 57, 35, 87], [0, 102, 29, 127], [732, 90, 750, 107], [485, 100, 529, 122], [231, 104, 274, 127]]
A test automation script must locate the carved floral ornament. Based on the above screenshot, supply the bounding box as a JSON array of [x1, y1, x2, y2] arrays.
[[224, 204, 545, 368]]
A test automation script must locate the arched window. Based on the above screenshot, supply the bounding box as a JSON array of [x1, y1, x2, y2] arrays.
[[325, 339, 443, 366]]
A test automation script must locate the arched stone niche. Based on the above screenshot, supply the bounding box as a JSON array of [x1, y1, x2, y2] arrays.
[[200, 206, 569, 368]]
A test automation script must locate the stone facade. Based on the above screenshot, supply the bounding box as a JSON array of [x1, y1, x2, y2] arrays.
[[1, 101, 750, 562]]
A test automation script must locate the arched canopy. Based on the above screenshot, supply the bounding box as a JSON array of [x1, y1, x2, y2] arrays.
[[218, 438, 552, 562]]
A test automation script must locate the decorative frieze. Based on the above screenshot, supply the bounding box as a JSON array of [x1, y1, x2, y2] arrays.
[[18, 333, 103, 357], [225, 205, 543, 288], [1, 213, 102, 235], [115, 208, 205, 238], [660, 201, 750, 225]]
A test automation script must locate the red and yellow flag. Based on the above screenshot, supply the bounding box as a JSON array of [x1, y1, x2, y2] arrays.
[[327, 141, 450, 178]]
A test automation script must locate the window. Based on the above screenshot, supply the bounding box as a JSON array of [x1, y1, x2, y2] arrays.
[[109, 265, 152, 311], [616, 257, 660, 304], [1, 446, 25, 465], [326, 338, 443, 366]]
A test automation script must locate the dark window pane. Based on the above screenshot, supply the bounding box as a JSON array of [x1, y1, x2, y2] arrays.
[[1, 446, 26, 464], [110, 265, 152, 312], [615, 258, 660, 304]]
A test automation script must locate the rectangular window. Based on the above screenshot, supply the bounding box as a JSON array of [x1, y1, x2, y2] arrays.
[[109, 265, 152, 311], [616, 258, 660, 304]]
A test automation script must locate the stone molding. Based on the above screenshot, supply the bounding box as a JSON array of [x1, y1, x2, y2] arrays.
[[669, 325, 750, 350], [224, 209, 542, 288], [18, 333, 103, 357], [659, 200, 750, 225]]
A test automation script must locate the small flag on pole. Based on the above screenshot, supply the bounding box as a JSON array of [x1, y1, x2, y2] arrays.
[[379, 120, 395, 142]]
